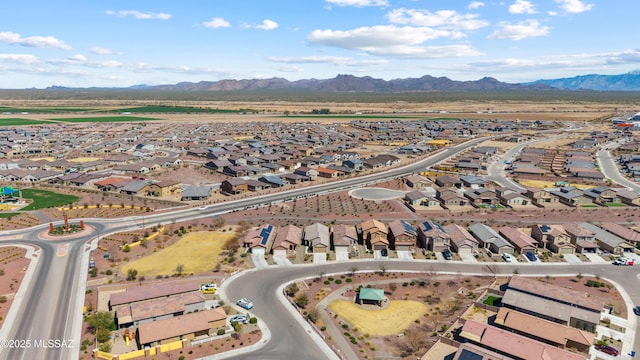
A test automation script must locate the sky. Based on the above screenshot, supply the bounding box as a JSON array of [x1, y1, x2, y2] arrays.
[[0, 0, 637, 88]]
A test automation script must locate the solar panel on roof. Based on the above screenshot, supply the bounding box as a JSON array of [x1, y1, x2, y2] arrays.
[[541, 225, 551, 232], [423, 221, 432, 231], [401, 220, 415, 234], [434, 222, 446, 233]]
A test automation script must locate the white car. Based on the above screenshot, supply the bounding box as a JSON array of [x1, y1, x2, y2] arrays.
[[229, 314, 248, 324], [198, 206, 208, 211], [502, 253, 514, 262], [236, 298, 254, 310]]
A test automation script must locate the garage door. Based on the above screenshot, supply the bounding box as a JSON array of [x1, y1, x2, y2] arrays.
[[273, 249, 287, 257], [558, 247, 574, 255], [252, 248, 265, 256], [396, 245, 411, 252], [374, 244, 387, 251], [313, 246, 327, 253]]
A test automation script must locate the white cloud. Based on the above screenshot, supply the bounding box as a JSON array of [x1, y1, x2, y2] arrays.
[[308, 25, 482, 58], [255, 19, 279, 30], [0, 54, 39, 64], [554, 0, 594, 14], [488, 20, 550, 40], [68, 54, 86, 62], [106, 10, 171, 20], [203, 18, 231, 29], [387, 8, 489, 31], [268, 55, 387, 66], [468, 1, 485, 10], [90, 47, 114, 55], [325, 0, 388, 7], [272, 65, 304, 72], [0, 31, 71, 50], [508, 0, 537, 14], [548, 10, 558, 16]]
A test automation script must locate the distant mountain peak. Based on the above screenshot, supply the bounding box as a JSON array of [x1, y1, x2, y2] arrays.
[[530, 71, 640, 91]]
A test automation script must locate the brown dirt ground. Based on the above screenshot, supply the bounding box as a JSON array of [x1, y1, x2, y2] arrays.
[[0, 247, 31, 326]]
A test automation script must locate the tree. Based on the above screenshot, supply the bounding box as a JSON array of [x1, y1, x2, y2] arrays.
[[286, 282, 299, 297], [175, 263, 185, 276], [349, 266, 358, 277], [317, 269, 326, 282], [87, 311, 114, 333], [294, 293, 309, 308], [379, 263, 387, 276], [126, 268, 138, 281], [576, 272, 584, 281]]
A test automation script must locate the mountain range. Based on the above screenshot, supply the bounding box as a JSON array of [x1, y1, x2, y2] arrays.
[[41, 71, 640, 92], [528, 71, 640, 91]]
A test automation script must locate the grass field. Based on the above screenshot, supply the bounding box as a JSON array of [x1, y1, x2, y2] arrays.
[[0, 106, 96, 113], [20, 189, 80, 210], [0, 118, 56, 126], [0, 212, 20, 218], [120, 231, 233, 276], [482, 295, 502, 306], [49, 116, 160, 123], [328, 300, 427, 336]]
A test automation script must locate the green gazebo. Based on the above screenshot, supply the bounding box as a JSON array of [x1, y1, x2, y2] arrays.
[[358, 288, 385, 306]]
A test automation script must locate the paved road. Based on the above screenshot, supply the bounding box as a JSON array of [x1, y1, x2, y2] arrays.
[[0, 136, 488, 360], [486, 134, 566, 191], [597, 141, 640, 192]]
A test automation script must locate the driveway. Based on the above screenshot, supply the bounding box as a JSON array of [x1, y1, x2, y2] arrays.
[[459, 253, 478, 263], [585, 253, 608, 264], [313, 253, 327, 264], [273, 255, 292, 267], [251, 251, 270, 269], [563, 254, 582, 264], [397, 251, 413, 261], [335, 251, 349, 262]]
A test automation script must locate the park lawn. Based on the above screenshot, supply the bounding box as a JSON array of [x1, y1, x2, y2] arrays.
[[328, 300, 427, 336], [49, 116, 160, 123], [121, 231, 233, 276], [20, 188, 79, 210]]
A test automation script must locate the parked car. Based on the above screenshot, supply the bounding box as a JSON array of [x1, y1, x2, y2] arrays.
[[236, 298, 254, 310], [525, 251, 538, 262], [633, 305, 640, 316], [595, 344, 619, 356], [229, 314, 248, 324], [442, 249, 453, 260], [380, 248, 388, 257], [502, 253, 514, 262], [200, 283, 217, 294], [198, 206, 208, 211], [613, 257, 634, 266]]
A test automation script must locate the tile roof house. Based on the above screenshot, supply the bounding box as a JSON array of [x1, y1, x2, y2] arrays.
[[494, 307, 595, 353], [180, 185, 213, 201], [599, 222, 640, 249], [242, 224, 276, 253], [331, 224, 358, 255], [578, 222, 635, 255], [468, 223, 514, 255], [443, 224, 478, 255], [304, 223, 330, 253], [115, 292, 205, 329], [529, 224, 576, 254], [271, 225, 302, 258], [459, 320, 588, 360], [417, 220, 450, 252], [109, 281, 201, 310], [561, 223, 599, 253], [525, 187, 559, 206], [498, 227, 538, 255], [502, 276, 603, 332], [360, 219, 389, 250], [387, 220, 417, 252], [136, 307, 227, 348]]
